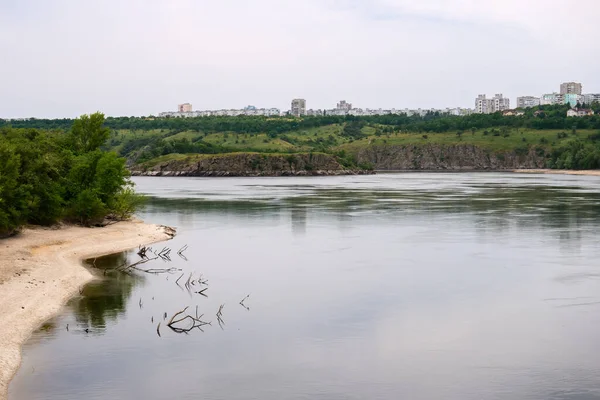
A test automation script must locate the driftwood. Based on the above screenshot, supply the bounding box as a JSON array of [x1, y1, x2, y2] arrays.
[[166, 306, 211, 334], [119, 255, 181, 275]]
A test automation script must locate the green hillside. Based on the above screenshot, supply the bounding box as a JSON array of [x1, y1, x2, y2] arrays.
[[3, 103, 600, 170]]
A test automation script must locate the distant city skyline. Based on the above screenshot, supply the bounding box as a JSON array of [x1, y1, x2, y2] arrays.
[[157, 81, 597, 119], [1, 1, 599, 118]]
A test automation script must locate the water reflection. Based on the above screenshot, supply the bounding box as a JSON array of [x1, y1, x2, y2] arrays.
[[74, 252, 143, 331], [142, 183, 600, 246]]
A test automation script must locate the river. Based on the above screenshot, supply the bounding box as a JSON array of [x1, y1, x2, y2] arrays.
[[9, 173, 600, 400]]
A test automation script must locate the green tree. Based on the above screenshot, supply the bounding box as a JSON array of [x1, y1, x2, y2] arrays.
[[70, 112, 110, 153]]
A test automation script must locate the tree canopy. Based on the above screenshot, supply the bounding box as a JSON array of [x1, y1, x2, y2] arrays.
[[0, 112, 142, 237]]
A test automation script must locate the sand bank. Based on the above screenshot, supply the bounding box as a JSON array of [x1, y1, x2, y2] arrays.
[[0, 220, 175, 400], [514, 169, 600, 176]]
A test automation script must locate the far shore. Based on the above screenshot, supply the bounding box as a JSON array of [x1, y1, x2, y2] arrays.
[[0, 220, 175, 400], [513, 169, 600, 176]]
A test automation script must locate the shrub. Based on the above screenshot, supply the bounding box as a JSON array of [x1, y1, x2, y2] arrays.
[[108, 187, 146, 221]]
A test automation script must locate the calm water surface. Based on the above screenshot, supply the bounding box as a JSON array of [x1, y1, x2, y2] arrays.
[[9, 173, 600, 400]]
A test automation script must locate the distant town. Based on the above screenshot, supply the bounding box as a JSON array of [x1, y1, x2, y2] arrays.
[[158, 81, 598, 119]]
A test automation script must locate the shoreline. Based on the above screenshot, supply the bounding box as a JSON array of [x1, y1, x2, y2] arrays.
[[512, 169, 600, 176], [0, 220, 175, 400], [130, 169, 373, 177]]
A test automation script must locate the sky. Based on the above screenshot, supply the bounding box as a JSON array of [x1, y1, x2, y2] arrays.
[[1, 0, 599, 118]]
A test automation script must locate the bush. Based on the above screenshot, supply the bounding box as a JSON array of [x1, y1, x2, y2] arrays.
[[108, 187, 146, 221]]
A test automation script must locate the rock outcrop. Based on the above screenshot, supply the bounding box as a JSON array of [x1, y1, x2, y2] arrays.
[[131, 153, 371, 177], [355, 144, 547, 170]]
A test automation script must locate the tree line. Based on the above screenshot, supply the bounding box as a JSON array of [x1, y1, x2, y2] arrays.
[[0, 113, 143, 237], [2, 103, 600, 135]]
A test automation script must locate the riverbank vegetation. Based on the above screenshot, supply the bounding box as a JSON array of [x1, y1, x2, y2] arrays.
[[0, 113, 143, 237]]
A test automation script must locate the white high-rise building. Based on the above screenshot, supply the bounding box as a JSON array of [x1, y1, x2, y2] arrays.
[[475, 95, 489, 114], [517, 96, 541, 108], [475, 94, 510, 114], [491, 94, 510, 112], [291, 99, 306, 117], [336, 100, 352, 111]]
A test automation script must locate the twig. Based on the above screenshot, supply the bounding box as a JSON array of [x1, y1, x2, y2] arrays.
[[240, 294, 250, 311]]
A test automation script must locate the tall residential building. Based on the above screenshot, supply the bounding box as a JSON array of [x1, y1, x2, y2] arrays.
[[475, 94, 510, 114], [560, 82, 582, 95], [475, 95, 488, 114], [291, 99, 306, 117], [517, 96, 541, 108], [491, 94, 510, 112], [336, 100, 352, 111], [178, 103, 192, 113]]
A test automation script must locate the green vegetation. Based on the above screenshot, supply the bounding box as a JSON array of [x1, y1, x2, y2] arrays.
[[0, 113, 143, 237], [2, 103, 600, 178]]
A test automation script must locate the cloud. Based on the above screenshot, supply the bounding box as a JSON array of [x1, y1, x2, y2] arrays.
[[0, 0, 598, 118]]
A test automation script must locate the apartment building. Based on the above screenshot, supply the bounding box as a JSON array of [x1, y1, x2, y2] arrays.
[[337, 100, 352, 111], [291, 99, 306, 117], [560, 82, 583, 95], [516, 96, 541, 108], [475, 94, 510, 114], [582, 94, 600, 105]]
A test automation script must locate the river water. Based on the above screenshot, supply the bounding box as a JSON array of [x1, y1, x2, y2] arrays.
[[9, 173, 600, 400]]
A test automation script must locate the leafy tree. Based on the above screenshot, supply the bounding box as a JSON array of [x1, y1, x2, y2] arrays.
[[70, 112, 110, 153]]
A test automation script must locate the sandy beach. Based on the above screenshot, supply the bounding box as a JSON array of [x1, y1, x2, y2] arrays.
[[514, 169, 600, 176], [0, 220, 175, 400]]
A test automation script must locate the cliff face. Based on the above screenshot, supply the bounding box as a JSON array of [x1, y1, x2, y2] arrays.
[[355, 144, 547, 170], [131, 153, 370, 177]]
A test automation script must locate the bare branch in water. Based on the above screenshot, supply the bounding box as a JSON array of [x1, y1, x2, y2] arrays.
[[166, 306, 211, 334], [239, 294, 250, 310]]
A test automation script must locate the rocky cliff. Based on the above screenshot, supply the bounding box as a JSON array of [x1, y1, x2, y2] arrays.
[[354, 144, 547, 170], [131, 153, 370, 177]]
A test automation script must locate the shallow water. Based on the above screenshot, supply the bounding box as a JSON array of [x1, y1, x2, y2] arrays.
[[9, 173, 600, 400]]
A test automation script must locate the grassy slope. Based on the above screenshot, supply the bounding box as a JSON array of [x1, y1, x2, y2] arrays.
[[109, 126, 597, 167], [340, 128, 595, 152]]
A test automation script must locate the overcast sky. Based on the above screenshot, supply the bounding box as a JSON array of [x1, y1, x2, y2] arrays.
[[1, 0, 599, 118]]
